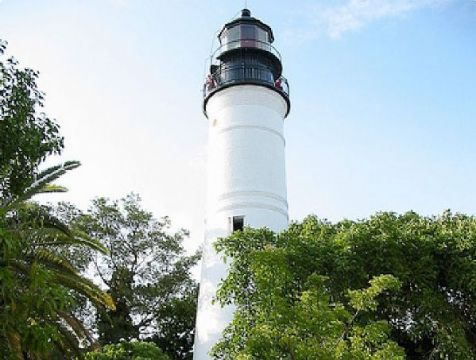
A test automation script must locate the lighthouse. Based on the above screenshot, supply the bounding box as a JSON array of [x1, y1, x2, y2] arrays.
[[194, 9, 290, 359]]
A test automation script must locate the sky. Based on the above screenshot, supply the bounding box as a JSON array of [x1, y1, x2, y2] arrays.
[[1, 0, 476, 255]]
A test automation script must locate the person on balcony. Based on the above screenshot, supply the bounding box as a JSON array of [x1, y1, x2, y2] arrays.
[[206, 74, 216, 91]]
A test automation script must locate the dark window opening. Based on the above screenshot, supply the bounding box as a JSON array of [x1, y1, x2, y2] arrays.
[[232, 216, 245, 232]]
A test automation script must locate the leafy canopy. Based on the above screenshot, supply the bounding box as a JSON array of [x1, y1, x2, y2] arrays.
[[85, 341, 170, 360], [0, 40, 63, 200], [61, 194, 199, 360], [213, 211, 476, 359]]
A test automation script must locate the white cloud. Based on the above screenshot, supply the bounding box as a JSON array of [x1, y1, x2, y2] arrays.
[[299, 0, 452, 39]]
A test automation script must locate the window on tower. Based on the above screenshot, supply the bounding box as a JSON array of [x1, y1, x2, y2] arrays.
[[232, 216, 245, 232]]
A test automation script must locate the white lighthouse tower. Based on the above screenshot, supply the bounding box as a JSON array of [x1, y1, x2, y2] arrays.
[[194, 9, 290, 359]]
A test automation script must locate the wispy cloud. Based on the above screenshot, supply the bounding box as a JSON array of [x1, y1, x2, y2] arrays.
[[293, 0, 452, 40]]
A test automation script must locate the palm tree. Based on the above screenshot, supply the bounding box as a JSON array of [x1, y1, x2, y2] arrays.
[[0, 161, 115, 359]]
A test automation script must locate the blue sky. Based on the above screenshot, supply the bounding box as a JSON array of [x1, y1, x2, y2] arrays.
[[1, 0, 475, 252]]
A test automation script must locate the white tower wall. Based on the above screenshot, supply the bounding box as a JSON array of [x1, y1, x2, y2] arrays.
[[194, 85, 289, 360]]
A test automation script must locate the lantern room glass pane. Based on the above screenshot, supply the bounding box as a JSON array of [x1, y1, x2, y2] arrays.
[[256, 28, 269, 43], [220, 26, 240, 44], [240, 24, 256, 40], [220, 24, 270, 44]]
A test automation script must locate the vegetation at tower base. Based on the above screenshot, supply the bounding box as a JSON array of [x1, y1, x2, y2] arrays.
[[85, 340, 170, 360], [212, 212, 476, 359], [59, 194, 200, 360], [0, 40, 115, 358]]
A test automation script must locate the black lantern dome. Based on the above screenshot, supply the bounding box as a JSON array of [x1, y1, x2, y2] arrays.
[[203, 9, 290, 117]]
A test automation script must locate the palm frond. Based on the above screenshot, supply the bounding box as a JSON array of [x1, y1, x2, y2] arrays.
[[7, 259, 30, 275], [14, 203, 72, 237], [54, 322, 82, 357], [3, 161, 80, 208], [8, 257, 115, 313], [34, 249, 78, 275], [35, 183, 68, 194], [13, 253, 111, 309], [74, 230, 109, 254], [25, 228, 108, 254], [54, 272, 116, 311], [57, 310, 92, 342], [35, 161, 80, 182]]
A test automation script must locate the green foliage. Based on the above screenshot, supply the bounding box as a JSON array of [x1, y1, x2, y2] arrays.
[[0, 40, 114, 358], [0, 40, 63, 200], [213, 212, 476, 359], [0, 158, 115, 359], [85, 341, 170, 360], [348, 274, 401, 312], [152, 286, 199, 360], [61, 194, 199, 359]]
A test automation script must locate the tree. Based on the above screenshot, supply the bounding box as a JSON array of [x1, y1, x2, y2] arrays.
[[0, 165, 116, 358], [0, 40, 63, 201], [151, 285, 198, 360], [213, 212, 476, 359], [0, 40, 114, 358], [85, 341, 170, 360], [65, 194, 199, 360]]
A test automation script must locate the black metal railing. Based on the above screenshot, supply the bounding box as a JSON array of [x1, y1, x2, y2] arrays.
[[203, 65, 289, 99]]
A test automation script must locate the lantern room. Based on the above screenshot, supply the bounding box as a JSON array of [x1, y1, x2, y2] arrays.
[[203, 9, 290, 117]]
